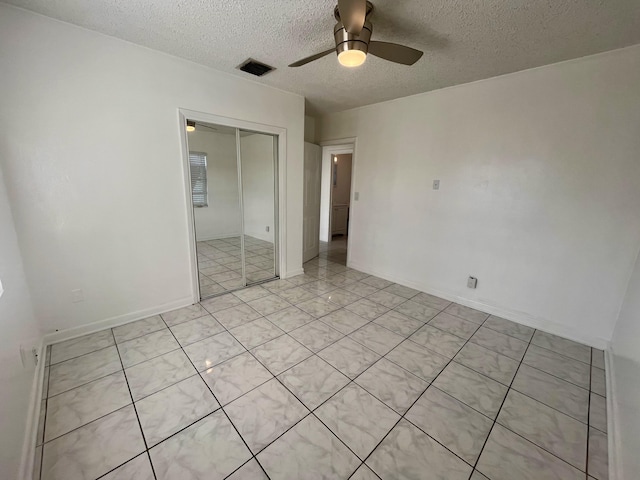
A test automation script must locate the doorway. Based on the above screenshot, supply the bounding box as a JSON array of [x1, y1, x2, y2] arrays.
[[181, 117, 280, 300], [304, 143, 355, 267], [325, 152, 352, 264]]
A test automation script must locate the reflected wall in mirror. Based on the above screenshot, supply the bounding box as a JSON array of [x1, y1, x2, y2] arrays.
[[188, 124, 244, 297], [240, 131, 277, 284]]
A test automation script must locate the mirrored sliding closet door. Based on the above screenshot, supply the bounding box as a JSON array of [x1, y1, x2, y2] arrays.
[[186, 121, 278, 299]]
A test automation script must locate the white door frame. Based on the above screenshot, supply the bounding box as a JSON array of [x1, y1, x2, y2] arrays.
[[320, 138, 357, 266], [178, 108, 287, 304]]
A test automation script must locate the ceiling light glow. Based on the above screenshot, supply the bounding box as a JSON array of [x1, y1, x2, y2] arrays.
[[338, 49, 366, 67]]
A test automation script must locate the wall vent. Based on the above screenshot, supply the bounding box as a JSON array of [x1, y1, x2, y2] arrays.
[[237, 59, 275, 77]]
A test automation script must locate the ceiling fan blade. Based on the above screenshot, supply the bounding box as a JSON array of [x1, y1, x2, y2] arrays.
[[289, 48, 335, 67], [338, 0, 367, 35], [368, 41, 424, 65]]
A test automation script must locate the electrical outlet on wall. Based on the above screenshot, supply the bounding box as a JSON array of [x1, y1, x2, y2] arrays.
[[71, 289, 84, 303], [433, 180, 440, 190], [467, 277, 478, 289], [265, 226, 270, 232]]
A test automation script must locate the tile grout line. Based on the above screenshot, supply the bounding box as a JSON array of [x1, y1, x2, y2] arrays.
[[298, 280, 590, 474], [36, 346, 52, 480], [47, 342, 116, 368], [158, 314, 274, 480], [463, 331, 600, 476], [190, 292, 376, 474], [584, 348, 596, 478], [421, 326, 596, 425], [196, 281, 473, 475], [306, 299, 484, 476], [109, 329, 159, 480], [468, 325, 535, 474], [39, 380, 136, 445], [198, 308, 364, 469], [42, 260, 603, 479], [507, 377, 590, 426], [93, 452, 151, 480], [348, 308, 491, 477]]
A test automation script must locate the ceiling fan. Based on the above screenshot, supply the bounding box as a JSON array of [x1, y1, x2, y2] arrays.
[[289, 0, 423, 68]]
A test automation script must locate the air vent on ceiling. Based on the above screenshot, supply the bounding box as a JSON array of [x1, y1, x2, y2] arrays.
[[237, 59, 275, 77]]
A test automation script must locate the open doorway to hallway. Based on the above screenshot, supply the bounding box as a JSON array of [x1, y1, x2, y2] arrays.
[[303, 142, 355, 268], [319, 234, 348, 264], [323, 152, 352, 265]]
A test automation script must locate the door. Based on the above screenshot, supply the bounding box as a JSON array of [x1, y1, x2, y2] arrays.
[[187, 123, 244, 298], [303, 142, 321, 262], [239, 130, 278, 285], [185, 120, 279, 299]]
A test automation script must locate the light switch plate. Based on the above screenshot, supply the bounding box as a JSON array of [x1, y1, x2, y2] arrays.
[[354, 192, 360, 201]]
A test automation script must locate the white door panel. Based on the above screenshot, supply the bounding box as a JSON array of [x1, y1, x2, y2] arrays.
[[303, 142, 322, 263]]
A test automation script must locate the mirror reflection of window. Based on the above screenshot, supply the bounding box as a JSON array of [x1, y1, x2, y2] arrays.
[[189, 151, 208, 207]]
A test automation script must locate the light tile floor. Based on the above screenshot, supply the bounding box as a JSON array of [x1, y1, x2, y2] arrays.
[[35, 256, 608, 480], [197, 236, 276, 297], [320, 235, 348, 265]]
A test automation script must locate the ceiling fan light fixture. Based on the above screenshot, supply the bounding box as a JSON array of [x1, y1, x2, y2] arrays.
[[338, 49, 367, 67], [288, 1, 424, 68], [186, 120, 196, 132]]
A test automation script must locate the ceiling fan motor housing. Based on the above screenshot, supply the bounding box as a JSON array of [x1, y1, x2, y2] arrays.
[[334, 20, 372, 57]]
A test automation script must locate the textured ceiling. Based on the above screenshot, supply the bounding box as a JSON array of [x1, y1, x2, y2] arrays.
[[6, 0, 640, 115]]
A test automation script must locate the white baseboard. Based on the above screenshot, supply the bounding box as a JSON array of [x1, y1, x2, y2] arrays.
[[605, 349, 623, 480], [18, 340, 46, 480], [243, 231, 273, 243], [196, 233, 242, 242], [43, 296, 194, 346], [20, 296, 194, 478], [347, 260, 610, 349], [282, 268, 304, 279]]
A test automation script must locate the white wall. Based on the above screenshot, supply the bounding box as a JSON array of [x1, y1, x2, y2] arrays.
[[240, 134, 275, 243], [0, 4, 305, 335], [187, 129, 242, 241], [317, 45, 640, 347], [304, 115, 316, 143], [610, 250, 640, 478], [0, 167, 41, 479]]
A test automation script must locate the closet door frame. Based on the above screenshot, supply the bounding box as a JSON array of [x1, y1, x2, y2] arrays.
[[178, 109, 286, 304]]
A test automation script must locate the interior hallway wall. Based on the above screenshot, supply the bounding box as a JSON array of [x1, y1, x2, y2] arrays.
[[304, 115, 317, 143], [332, 154, 352, 206], [187, 129, 242, 241], [317, 45, 640, 347], [0, 166, 41, 479], [0, 4, 304, 335]]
